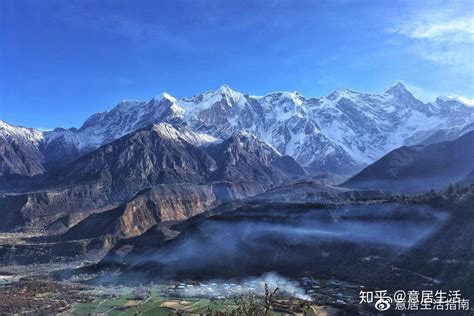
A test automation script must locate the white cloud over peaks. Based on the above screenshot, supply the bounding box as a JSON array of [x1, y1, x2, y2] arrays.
[[444, 95, 474, 107], [390, 4, 473, 71]]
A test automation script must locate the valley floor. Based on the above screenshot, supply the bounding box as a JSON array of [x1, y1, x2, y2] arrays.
[[1, 183, 473, 315], [0, 276, 362, 315]]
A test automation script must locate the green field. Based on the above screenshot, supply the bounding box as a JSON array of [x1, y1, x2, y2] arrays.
[[70, 297, 320, 315], [70, 297, 236, 315], [71, 297, 172, 315], [68, 285, 321, 315], [70, 286, 222, 316]]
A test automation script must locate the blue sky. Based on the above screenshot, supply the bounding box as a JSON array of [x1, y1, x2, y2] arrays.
[[0, 0, 473, 129]]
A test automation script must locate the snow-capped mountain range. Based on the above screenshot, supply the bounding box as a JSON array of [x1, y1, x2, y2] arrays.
[[1, 82, 473, 177]]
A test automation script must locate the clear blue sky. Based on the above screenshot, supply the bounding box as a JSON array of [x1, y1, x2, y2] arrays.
[[1, 0, 473, 129]]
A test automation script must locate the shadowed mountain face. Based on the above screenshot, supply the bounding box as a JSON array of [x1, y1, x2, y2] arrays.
[[344, 131, 474, 193], [55, 124, 217, 199], [0, 124, 304, 232], [207, 132, 305, 183], [397, 188, 474, 298]]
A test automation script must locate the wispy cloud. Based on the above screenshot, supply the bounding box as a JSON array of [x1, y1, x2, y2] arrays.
[[397, 17, 473, 42], [404, 81, 474, 105], [444, 94, 474, 106], [389, 3, 473, 71]]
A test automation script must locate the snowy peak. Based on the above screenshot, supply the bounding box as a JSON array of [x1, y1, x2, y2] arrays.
[[216, 84, 234, 94], [150, 123, 219, 146], [80, 100, 142, 130], [324, 89, 363, 103], [162, 92, 177, 103], [384, 81, 409, 95], [114, 99, 142, 112], [0, 120, 44, 143], [381, 81, 427, 114], [384, 82, 419, 103], [264, 91, 305, 107], [149, 93, 184, 118], [208, 84, 245, 104], [1, 82, 473, 179], [437, 95, 474, 107], [72, 93, 187, 150], [177, 85, 249, 125], [152, 92, 177, 104]]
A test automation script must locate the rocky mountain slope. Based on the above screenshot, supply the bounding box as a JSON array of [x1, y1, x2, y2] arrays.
[[344, 131, 474, 192], [206, 131, 305, 183], [0, 121, 45, 178], [0, 124, 302, 232], [49, 181, 257, 250], [2, 82, 473, 178], [54, 123, 217, 198]]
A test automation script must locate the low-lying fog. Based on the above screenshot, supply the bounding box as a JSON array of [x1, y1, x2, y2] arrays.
[[125, 203, 448, 279], [173, 272, 311, 300]]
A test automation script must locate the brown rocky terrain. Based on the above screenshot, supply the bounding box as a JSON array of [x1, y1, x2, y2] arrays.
[[0, 124, 304, 234], [52, 181, 259, 249]]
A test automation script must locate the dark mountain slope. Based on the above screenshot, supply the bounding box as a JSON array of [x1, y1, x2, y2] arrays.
[[344, 131, 474, 192], [55, 123, 217, 199], [206, 131, 305, 185], [397, 184, 474, 298]]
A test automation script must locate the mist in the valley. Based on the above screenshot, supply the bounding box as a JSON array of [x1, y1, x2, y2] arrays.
[[123, 203, 448, 279], [175, 272, 311, 301]]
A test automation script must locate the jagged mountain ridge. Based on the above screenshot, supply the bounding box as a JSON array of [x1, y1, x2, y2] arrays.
[[54, 123, 300, 196], [1, 82, 473, 177], [206, 131, 305, 183]]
